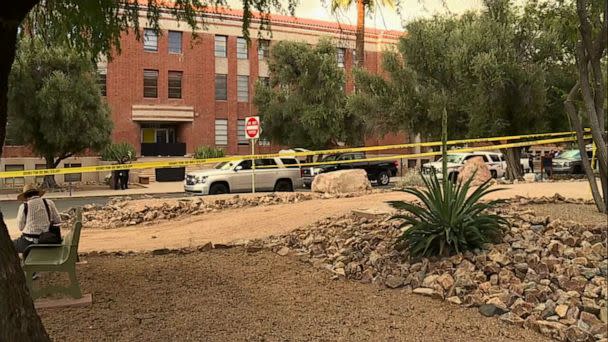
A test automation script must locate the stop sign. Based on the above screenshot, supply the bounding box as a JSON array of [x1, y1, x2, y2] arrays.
[[245, 116, 260, 139]]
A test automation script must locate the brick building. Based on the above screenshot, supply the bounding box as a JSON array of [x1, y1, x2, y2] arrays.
[[100, 8, 403, 157], [2, 8, 407, 185]]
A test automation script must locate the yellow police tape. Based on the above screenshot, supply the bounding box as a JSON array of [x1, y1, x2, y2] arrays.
[[0, 130, 587, 179], [294, 134, 591, 169]]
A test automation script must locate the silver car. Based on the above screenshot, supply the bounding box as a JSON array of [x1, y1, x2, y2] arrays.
[[184, 157, 302, 195]]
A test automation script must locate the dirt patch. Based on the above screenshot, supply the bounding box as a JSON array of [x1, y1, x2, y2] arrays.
[[38, 249, 548, 341], [63, 182, 600, 253], [524, 203, 607, 226]]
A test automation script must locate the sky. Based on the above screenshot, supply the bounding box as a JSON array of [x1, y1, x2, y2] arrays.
[[227, 0, 486, 31]]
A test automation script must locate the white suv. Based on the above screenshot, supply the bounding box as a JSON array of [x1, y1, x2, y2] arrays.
[[184, 157, 302, 195], [422, 152, 507, 181]]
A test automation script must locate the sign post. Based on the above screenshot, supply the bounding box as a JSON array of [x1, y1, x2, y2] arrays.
[[245, 116, 260, 193]]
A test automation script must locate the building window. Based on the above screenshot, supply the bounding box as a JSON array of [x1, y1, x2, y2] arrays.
[[237, 119, 248, 145], [143, 28, 158, 51], [337, 48, 345, 68], [97, 70, 107, 96], [237, 37, 248, 59], [214, 35, 227, 58], [143, 69, 158, 98], [168, 31, 182, 53], [237, 75, 249, 102], [258, 39, 270, 59], [4, 164, 24, 187], [215, 74, 227, 100], [64, 163, 82, 183], [259, 76, 270, 87], [215, 119, 228, 146], [168, 71, 182, 99]]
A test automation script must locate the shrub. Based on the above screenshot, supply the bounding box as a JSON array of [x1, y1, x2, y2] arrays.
[[396, 169, 426, 188], [100, 143, 136, 164], [194, 146, 225, 159], [388, 172, 507, 257]]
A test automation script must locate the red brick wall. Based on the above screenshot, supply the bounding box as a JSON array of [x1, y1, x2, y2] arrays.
[[7, 27, 398, 159], [104, 28, 391, 156]]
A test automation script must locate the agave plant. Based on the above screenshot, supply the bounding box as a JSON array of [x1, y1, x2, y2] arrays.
[[388, 171, 507, 257]]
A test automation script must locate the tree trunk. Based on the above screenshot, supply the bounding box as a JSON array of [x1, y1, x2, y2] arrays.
[[0, 213, 50, 341], [573, 0, 608, 212], [500, 147, 523, 181], [565, 93, 605, 213], [42, 156, 58, 189], [1, 2, 50, 340], [355, 0, 365, 68]]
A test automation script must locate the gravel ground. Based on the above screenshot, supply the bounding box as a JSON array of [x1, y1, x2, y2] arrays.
[[526, 203, 607, 226], [38, 249, 549, 342]]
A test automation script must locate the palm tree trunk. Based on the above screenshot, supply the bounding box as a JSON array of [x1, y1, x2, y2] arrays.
[[355, 0, 365, 68]]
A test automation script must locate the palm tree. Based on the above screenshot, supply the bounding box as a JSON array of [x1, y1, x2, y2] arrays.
[[331, 0, 395, 68]]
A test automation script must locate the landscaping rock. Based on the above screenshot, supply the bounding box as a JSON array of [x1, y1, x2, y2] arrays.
[[447, 296, 462, 305], [413, 287, 438, 297], [254, 196, 607, 342], [385, 275, 405, 289], [73, 191, 387, 229], [311, 169, 372, 194], [276, 247, 290, 256], [479, 304, 509, 317], [555, 304, 569, 318], [457, 156, 492, 186]]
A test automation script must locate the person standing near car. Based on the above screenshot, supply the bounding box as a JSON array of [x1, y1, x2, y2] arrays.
[[528, 154, 534, 173], [543, 151, 554, 179]]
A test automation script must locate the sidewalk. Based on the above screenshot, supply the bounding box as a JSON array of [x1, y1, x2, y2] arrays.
[[0, 181, 184, 202]]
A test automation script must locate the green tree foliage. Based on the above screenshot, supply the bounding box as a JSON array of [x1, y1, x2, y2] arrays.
[[8, 38, 112, 187], [0, 2, 298, 340], [351, 0, 573, 179], [349, 15, 472, 140], [100, 142, 137, 164], [528, 0, 606, 212], [254, 39, 364, 149]]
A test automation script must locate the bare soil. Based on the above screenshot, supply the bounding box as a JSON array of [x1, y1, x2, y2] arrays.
[[69, 181, 599, 253], [38, 249, 549, 342], [526, 203, 607, 226]]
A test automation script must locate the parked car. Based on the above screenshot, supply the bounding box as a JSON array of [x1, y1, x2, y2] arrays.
[[184, 157, 302, 195], [552, 149, 592, 174], [301, 152, 398, 187], [422, 152, 508, 181], [279, 148, 311, 163]]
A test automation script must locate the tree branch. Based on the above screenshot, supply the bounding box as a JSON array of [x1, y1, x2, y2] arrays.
[[575, 43, 608, 168], [53, 152, 74, 168], [593, 0, 608, 60], [564, 82, 606, 213], [576, 0, 596, 59]]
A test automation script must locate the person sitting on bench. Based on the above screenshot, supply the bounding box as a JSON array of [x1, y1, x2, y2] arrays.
[[12, 184, 62, 257]]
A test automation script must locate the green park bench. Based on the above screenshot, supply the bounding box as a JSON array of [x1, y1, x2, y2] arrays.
[[23, 209, 83, 300]]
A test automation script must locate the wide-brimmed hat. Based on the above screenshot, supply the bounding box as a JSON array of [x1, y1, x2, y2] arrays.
[[17, 184, 45, 201]]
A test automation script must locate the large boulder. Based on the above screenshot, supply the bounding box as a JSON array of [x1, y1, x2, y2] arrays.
[[311, 169, 371, 194], [457, 156, 492, 186]]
